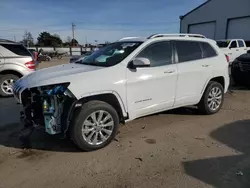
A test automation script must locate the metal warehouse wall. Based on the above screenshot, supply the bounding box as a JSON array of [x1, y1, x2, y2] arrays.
[[180, 0, 250, 39]]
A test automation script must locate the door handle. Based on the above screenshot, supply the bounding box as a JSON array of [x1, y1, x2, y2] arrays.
[[164, 70, 175, 74], [236, 49, 239, 51], [202, 64, 210, 67]]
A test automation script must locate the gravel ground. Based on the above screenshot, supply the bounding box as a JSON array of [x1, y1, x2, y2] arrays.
[[0, 58, 249, 188]]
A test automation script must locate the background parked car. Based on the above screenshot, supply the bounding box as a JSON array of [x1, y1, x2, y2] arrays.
[[231, 50, 250, 88], [216, 39, 250, 64], [69, 51, 93, 63], [0, 39, 35, 96]]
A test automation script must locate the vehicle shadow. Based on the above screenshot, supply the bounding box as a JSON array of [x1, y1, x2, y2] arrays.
[[183, 120, 250, 188], [0, 122, 81, 152]]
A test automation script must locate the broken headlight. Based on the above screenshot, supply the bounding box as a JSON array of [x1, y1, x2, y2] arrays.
[[39, 83, 70, 95]]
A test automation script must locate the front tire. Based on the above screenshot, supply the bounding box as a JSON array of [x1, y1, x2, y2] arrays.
[[198, 81, 224, 115], [70, 100, 120, 151], [0, 74, 19, 97]]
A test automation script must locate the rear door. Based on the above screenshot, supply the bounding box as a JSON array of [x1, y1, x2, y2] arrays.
[[237, 40, 248, 55], [174, 40, 213, 107]]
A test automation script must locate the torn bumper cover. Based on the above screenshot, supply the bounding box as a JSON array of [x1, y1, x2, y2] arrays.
[[13, 81, 77, 136]]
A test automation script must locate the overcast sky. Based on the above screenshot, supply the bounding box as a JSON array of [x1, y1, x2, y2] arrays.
[[0, 0, 206, 44]]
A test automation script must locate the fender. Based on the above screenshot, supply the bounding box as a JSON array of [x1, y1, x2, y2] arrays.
[[78, 90, 127, 117]]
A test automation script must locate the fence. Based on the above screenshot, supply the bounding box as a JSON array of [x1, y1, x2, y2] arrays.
[[28, 46, 93, 56]]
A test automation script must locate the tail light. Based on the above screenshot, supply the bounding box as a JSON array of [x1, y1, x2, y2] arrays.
[[225, 54, 230, 63], [25, 61, 35, 70]]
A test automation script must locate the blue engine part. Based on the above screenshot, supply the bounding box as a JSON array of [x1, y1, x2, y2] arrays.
[[43, 96, 62, 135]]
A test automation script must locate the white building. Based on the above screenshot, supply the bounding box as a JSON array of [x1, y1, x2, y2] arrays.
[[180, 0, 250, 40]]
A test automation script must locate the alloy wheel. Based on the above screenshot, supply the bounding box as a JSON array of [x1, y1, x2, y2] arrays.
[[207, 87, 222, 111], [81, 110, 114, 146], [1, 79, 15, 95]]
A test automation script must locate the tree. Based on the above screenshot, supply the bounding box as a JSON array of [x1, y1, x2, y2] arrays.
[[51, 34, 63, 47], [71, 38, 79, 46], [37, 32, 63, 47], [37, 32, 51, 46], [63, 36, 72, 47], [66, 36, 72, 43], [23, 31, 34, 47]]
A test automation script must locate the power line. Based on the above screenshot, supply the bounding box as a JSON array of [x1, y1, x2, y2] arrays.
[[0, 21, 179, 32]]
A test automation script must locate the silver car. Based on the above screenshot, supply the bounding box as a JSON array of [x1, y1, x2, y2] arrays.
[[0, 39, 35, 96]]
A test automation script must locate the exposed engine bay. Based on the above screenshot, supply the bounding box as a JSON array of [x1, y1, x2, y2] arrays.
[[17, 83, 76, 137]]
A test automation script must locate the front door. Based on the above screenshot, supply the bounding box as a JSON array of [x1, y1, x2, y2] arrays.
[[126, 41, 178, 119], [228, 40, 239, 62]]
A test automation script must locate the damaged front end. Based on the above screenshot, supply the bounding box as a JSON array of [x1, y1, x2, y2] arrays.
[[14, 82, 77, 137]]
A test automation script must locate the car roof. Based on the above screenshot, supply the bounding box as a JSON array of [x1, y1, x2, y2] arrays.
[[120, 37, 214, 44], [118, 34, 211, 43], [217, 39, 244, 41], [0, 39, 18, 44]]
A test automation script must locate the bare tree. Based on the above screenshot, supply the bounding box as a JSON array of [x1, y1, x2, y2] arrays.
[[66, 36, 72, 43], [23, 31, 34, 47]]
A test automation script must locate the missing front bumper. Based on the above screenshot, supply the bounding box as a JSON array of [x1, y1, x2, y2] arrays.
[[20, 88, 76, 136]]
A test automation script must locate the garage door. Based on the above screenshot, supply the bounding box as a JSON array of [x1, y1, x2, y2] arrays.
[[227, 17, 250, 40], [188, 22, 216, 39]]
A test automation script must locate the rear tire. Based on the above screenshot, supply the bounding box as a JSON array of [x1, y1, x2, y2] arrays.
[[198, 81, 224, 115], [0, 74, 19, 97], [70, 100, 120, 151]]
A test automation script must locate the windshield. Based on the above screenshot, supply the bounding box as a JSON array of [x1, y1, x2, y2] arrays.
[[216, 41, 230, 48], [75, 41, 142, 67]]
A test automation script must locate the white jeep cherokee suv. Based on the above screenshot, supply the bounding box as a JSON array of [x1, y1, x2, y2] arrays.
[[13, 34, 229, 151]]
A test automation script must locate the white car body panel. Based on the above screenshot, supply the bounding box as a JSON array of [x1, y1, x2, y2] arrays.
[[16, 35, 230, 122], [126, 64, 178, 119]]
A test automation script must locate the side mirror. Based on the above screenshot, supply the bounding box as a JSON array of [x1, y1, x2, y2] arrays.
[[129, 57, 151, 69]]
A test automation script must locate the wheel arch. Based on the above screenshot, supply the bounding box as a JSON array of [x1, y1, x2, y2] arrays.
[[199, 76, 225, 102], [202, 76, 225, 93], [76, 91, 128, 123], [0, 69, 23, 78]]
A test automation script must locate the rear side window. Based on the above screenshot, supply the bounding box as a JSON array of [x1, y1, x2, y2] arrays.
[[238, 40, 245, 48], [175, 41, 202, 62], [1, 44, 31, 56], [200, 42, 217, 58]]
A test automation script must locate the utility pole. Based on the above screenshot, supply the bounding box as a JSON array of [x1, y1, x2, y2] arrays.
[[14, 36, 16, 42], [72, 23, 76, 46], [25, 30, 29, 47]]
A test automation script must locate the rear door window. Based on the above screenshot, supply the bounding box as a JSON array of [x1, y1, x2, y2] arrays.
[[1, 44, 32, 56], [200, 42, 217, 58], [175, 41, 202, 63], [238, 40, 245, 48]]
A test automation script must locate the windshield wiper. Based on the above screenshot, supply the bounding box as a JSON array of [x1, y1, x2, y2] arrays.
[[75, 61, 106, 67]]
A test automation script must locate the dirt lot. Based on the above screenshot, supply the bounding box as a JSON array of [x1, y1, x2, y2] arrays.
[[0, 58, 250, 188]]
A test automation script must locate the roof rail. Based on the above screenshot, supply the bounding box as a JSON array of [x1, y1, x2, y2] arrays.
[[0, 38, 16, 43], [148, 33, 206, 39], [118, 37, 141, 41]]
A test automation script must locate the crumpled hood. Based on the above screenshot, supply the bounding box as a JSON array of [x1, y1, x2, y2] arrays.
[[17, 63, 104, 88]]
